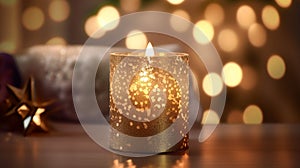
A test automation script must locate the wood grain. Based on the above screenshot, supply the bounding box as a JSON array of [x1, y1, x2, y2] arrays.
[[0, 123, 299, 168]]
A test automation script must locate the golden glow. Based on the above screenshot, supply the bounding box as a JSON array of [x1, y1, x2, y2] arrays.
[[227, 110, 243, 123], [48, 0, 70, 22], [204, 3, 224, 26], [202, 73, 223, 97], [243, 105, 263, 124], [217, 29, 238, 52], [248, 23, 267, 47], [113, 159, 124, 168], [120, 0, 140, 12], [19, 105, 29, 111], [170, 10, 190, 32], [262, 5, 280, 30], [125, 30, 148, 49], [17, 104, 29, 118], [46, 37, 67, 45], [84, 15, 106, 38], [0, 41, 16, 53], [267, 55, 286, 79], [240, 66, 257, 90], [36, 108, 45, 115], [193, 20, 214, 44], [222, 62, 243, 87], [33, 108, 45, 126], [22, 7, 45, 31], [145, 42, 155, 56], [275, 0, 292, 8], [97, 6, 120, 31], [236, 5, 256, 29], [202, 109, 220, 124], [33, 116, 41, 126], [167, 0, 184, 5]]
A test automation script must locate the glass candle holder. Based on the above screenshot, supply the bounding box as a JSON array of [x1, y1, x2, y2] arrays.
[[109, 52, 189, 153]]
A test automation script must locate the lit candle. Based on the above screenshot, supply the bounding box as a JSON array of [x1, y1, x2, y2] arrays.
[[110, 43, 189, 153]]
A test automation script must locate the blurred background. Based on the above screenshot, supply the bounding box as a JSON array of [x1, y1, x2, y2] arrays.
[[0, 0, 299, 124]]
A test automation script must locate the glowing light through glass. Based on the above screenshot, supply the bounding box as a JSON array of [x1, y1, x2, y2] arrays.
[[193, 20, 214, 44], [202, 73, 223, 97]]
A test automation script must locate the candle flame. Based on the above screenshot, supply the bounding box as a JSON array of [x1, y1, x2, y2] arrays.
[[145, 42, 155, 57]]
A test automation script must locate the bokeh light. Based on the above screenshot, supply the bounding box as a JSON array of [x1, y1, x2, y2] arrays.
[[262, 5, 280, 30], [170, 9, 190, 32], [48, 0, 70, 22], [227, 110, 243, 123], [0, 41, 16, 53], [202, 109, 220, 124], [267, 55, 286, 79], [240, 66, 257, 90], [84, 15, 106, 38], [248, 23, 267, 47], [193, 20, 214, 44], [0, 0, 17, 6], [204, 3, 224, 26], [236, 5, 256, 29], [202, 73, 223, 97], [120, 0, 140, 13], [22, 6, 45, 31], [167, 0, 184, 5], [46, 36, 67, 45], [275, 0, 292, 8], [222, 62, 243, 87], [243, 105, 263, 124], [97, 6, 120, 31], [125, 30, 148, 49], [217, 28, 238, 52]]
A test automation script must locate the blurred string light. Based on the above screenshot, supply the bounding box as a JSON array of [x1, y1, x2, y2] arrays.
[[227, 110, 243, 123], [125, 30, 148, 49], [267, 55, 286, 79], [240, 66, 257, 90], [201, 109, 220, 124], [202, 73, 223, 97], [97, 5, 120, 31], [170, 9, 190, 32], [217, 28, 238, 52], [204, 3, 224, 26], [236, 5, 256, 29], [46, 36, 67, 45], [248, 23, 267, 47], [262, 5, 280, 30], [222, 62, 243, 87], [84, 15, 106, 38], [22, 6, 45, 31], [193, 20, 214, 44], [120, 0, 140, 13], [243, 105, 263, 124], [275, 0, 292, 8], [48, 0, 70, 22], [167, 0, 184, 5]]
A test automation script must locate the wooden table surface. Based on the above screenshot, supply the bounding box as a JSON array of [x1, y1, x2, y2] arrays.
[[1, 123, 299, 168]]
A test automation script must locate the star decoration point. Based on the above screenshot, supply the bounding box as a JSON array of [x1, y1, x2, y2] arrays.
[[5, 77, 53, 136]]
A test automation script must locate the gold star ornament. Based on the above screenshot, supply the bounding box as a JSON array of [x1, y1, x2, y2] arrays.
[[5, 77, 53, 136]]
